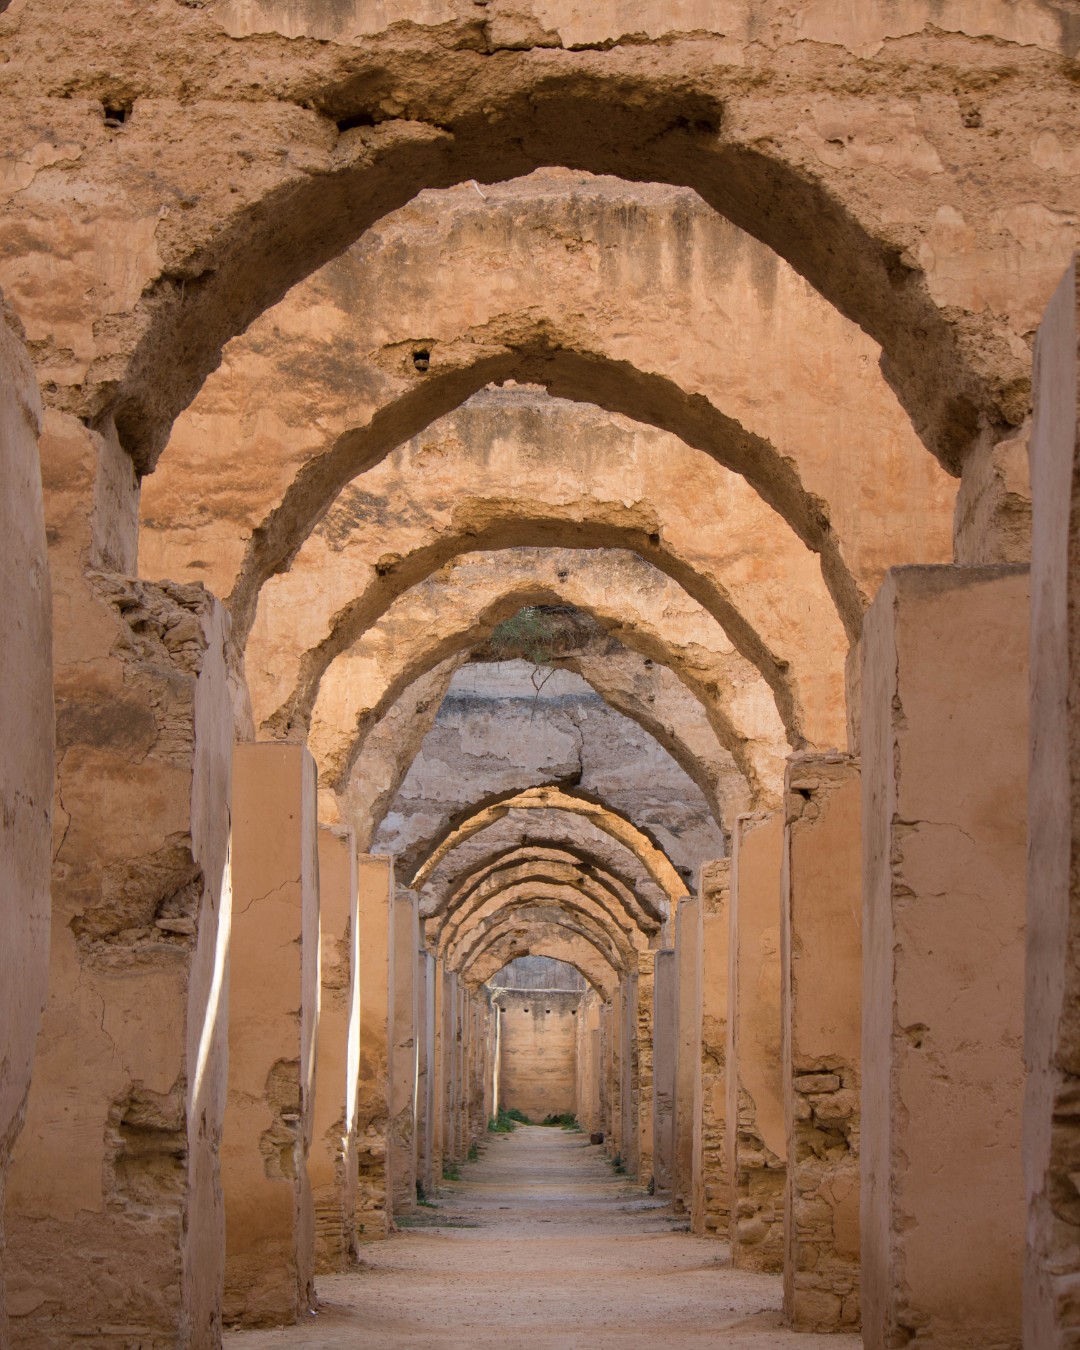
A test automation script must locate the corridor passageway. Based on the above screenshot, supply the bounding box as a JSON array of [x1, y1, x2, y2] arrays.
[[225, 1126, 860, 1350]]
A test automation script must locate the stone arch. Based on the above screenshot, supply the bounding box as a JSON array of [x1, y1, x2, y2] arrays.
[[306, 548, 796, 809], [436, 863, 655, 960], [451, 900, 629, 990], [342, 641, 749, 848], [416, 813, 673, 928], [413, 786, 684, 911], [43, 58, 1028, 472], [368, 660, 727, 882], [430, 846, 651, 938], [229, 389, 853, 760], [443, 884, 644, 976], [464, 929, 619, 999]]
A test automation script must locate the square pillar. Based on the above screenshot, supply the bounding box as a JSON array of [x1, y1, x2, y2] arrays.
[[1026, 258, 1080, 1350], [223, 743, 319, 1327], [674, 895, 701, 1216], [636, 954, 656, 1184], [388, 890, 419, 1214], [727, 812, 786, 1272], [782, 754, 862, 1332], [861, 564, 1027, 1349], [651, 950, 677, 1199], [691, 861, 730, 1237], [355, 854, 395, 1239], [4, 576, 233, 1348], [310, 825, 360, 1273], [620, 972, 639, 1174], [416, 951, 436, 1199]]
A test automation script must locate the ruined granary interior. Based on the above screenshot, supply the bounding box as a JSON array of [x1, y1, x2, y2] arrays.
[[8, 2, 1080, 1348]]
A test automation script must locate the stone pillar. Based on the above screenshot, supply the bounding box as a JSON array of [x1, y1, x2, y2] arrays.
[[599, 1000, 614, 1146], [652, 950, 677, 1199], [726, 813, 785, 1272], [620, 972, 638, 1174], [691, 861, 731, 1237], [311, 825, 360, 1273], [355, 854, 394, 1239], [0, 299, 51, 1343], [861, 564, 1027, 1349], [674, 896, 701, 1216], [636, 954, 656, 1185], [782, 754, 861, 1333], [389, 890, 419, 1215], [431, 960, 448, 1182], [222, 744, 319, 1328], [1026, 258, 1080, 1350], [416, 950, 436, 1199], [5, 533, 233, 1344], [576, 991, 602, 1133]]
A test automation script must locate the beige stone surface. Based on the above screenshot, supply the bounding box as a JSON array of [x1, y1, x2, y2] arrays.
[[1026, 257, 1080, 1350], [673, 895, 701, 1218], [355, 855, 395, 1239], [727, 813, 786, 1273], [0, 295, 50, 1341], [370, 661, 726, 889], [311, 826, 360, 1273], [861, 566, 1027, 1349], [691, 861, 730, 1238], [223, 743, 319, 1329], [651, 949, 676, 1198], [6, 576, 233, 1349], [389, 890, 420, 1213], [310, 546, 786, 812], [171, 387, 858, 757], [781, 754, 862, 1333], [139, 182, 954, 646], [494, 989, 579, 1122]]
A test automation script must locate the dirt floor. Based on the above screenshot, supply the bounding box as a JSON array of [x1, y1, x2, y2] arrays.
[[225, 1125, 862, 1349]]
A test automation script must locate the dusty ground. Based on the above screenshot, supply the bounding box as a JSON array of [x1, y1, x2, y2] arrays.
[[225, 1125, 861, 1348]]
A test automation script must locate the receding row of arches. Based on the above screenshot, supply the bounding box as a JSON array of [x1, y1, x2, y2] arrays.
[[0, 8, 1076, 1347]]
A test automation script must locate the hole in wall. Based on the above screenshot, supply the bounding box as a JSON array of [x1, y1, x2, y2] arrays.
[[102, 100, 132, 128], [412, 349, 431, 372]]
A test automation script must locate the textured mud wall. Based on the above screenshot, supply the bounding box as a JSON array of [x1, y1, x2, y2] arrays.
[[0, 297, 50, 1341], [651, 950, 676, 1198], [389, 890, 419, 1213], [372, 662, 726, 887], [5, 574, 233, 1349], [223, 743, 318, 1329], [673, 896, 700, 1217], [311, 826, 360, 1273], [355, 855, 395, 1238], [1026, 258, 1080, 1350], [782, 754, 862, 1333], [861, 566, 1027, 1350], [727, 814, 786, 1273], [496, 990, 580, 1122], [691, 862, 730, 1237]]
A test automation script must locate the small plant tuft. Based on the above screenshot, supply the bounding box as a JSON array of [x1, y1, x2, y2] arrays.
[[541, 1112, 579, 1129], [505, 1107, 530, 1124], [467, 1142, 479, 1162], [442, 1162, 461, 1182], [609, 1152, 626, 1175]]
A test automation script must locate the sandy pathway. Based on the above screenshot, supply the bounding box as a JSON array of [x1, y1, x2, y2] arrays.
[[225, 1126, 861, 1349]]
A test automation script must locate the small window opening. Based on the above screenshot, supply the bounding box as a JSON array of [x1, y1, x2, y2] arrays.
[[412, 349, 430, 372], [102, 101, 132, 128]]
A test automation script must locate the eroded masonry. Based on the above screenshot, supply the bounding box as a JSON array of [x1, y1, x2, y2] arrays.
[[1, 1, 1079, 1346]]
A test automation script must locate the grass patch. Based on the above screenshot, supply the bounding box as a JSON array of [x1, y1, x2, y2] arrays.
[[467, 1142, 479, 1161], [609, 1153, 627, 1175], [442, 1162, 461, 1182], [489, 1106, 530, 1132], [541, 1112, 579, 1130]]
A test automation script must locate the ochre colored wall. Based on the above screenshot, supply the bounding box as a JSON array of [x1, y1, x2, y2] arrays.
[[495, 990, 581, 1122]]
